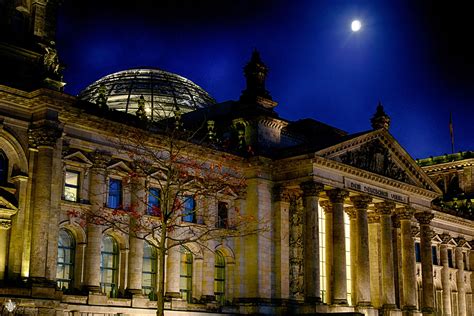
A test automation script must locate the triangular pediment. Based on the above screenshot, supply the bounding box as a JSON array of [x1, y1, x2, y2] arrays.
[[107, 161, 132, 173], [315, 129, 442, 194], [0, 188, 18, 218], [63, 151, 93, 166]]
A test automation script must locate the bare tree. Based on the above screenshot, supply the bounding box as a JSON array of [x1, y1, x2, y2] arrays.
[[69, 112, 262, 316]]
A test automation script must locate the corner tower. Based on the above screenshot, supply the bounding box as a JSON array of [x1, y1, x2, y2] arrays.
[[0, 0, 65, 91]]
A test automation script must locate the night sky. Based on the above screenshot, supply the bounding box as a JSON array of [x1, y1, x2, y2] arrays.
[[57, 0, 474, 159]]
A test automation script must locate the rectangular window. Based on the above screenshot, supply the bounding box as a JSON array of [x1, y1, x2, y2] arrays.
[[108, 179, 122, 209], [217, 201, 228, 228], [64, 170, 80, 202], [148, 188, 160, 215], [462, 252, 467, 270], [432, 245, 439, 265], [415, 242, 421, 262], [447, 249, 453, 268], [182, 196, 195, 223]]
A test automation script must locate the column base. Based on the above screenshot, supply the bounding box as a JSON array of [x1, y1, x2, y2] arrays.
[[200, 294, 216, 302], [420, 307, 434, 315], [84, 285, 101, 294], [165, 291, 181, 299], [126, 288, 143, 295], [382, 304, 398, 310], [332, 298, 348, 305], [304, 296, 322, 304], [357, 301, 373, 307]]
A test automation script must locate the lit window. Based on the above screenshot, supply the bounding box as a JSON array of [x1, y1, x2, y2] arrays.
[[180, 248, 193, 302], [0, 151, 8, 184], [214, 251, 225, 304], [64, 170, 80, 202], [100, 235, 119, 297], [217, 202, 228, 228], [142, 242, 157, 300], [415, 242, 421, 262], [56, 229, 75, 290], [182, 196, 195, 223], [148, 188, 160, 215], [108, 179, 122, 208]]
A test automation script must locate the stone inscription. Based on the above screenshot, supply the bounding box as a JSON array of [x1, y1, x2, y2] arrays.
[[344, 178, 408, 204]]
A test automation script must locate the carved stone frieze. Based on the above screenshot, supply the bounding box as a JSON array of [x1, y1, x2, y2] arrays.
[[337, 139, 415, 185]]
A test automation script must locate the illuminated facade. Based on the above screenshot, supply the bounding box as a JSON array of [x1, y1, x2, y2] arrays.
[[0, 1, 472, 315]]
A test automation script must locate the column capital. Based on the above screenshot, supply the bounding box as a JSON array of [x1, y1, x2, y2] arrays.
[[411, 225, 420, 237], [300, 181, 324, 197], [273, 185, 290, 202], [28, 121, 62, 148], [392, 214, 401, 228], [327, 189, 348, 203], [344, 207, 357, 219], [367, 212, 381, 224], [319, 200, 332, 214], [350, 195, 372, 209], [439, 233, 451, 244], [414, 211, 434, 225], [396, 207, 414, 220], [90, 150, 112, 170], [374, 201, 396, 215]]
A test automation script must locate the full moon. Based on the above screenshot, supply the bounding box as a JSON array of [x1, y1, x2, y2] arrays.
[[351, 20, 362, 32]]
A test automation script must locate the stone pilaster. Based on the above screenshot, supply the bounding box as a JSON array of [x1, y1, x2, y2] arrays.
[[455, 240, 467, 316], [396, 207, 417, 311], [165, 246, 181, 298], [375, 202, 397, 310], [415, 211, 435, 315], [202, 245, 216, 302], [84, 152, 110, 293], [350, 195, 372, 307], [320, 200, 333, 304], [327, 189, 349, 305], [392, 215, 402, 308], [28, 123, 62, 282], [301, 181, 324, 303], [272, 185, 290, 299], [345, 207, 357, 305], [439, 234, 452, 316]]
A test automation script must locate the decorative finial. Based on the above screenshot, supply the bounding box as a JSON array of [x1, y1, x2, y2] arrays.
[[241, 49, 272, 101], [371, 101, 390, 130]]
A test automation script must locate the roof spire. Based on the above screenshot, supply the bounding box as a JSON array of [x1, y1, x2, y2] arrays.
[[241, 49, 272, 101], [371, 101, 391, 130]]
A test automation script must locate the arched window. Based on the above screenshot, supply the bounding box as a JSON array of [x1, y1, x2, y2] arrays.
[[100, 235, 119, 297], [179, 248, 193, 302], [142, 242, 157, 300], [56, 229, 75, 290], [0, 151, 8, 184], [214, 251, 225, 304]]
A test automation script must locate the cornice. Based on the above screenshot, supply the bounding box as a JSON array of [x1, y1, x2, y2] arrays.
[[421, 158, 474, 173], [312, 155, 440, 200], [433, 211, 474, 231]]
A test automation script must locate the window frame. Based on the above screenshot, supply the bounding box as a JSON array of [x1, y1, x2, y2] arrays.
[[181, 195, 196, 223], [64, 170, 81, 202], [217, 201, 229, 229], [107, 178, 123, 209], [142, 242, 157, 299], [147, 187, 161, 216], [179, 249, 193, 302], [56, 229, 75, 291], [100, 235, 119, 297], [214, 251, 226, 304]]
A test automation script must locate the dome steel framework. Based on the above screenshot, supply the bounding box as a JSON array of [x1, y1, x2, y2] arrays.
[[78, 68, 215, 120]]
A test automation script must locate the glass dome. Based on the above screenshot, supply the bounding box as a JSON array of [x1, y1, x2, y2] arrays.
[[78, 68, 216, 120]]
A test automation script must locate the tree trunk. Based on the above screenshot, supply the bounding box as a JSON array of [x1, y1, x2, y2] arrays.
[[157, 227, 167, 316]]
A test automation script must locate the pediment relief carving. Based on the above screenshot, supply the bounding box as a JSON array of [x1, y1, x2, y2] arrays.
[[333, 139, 416, 186]]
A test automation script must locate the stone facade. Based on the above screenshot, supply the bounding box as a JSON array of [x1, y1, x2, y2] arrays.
[[0, 2, 473, 315]]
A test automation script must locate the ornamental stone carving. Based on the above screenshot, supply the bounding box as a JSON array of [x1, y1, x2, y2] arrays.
[[439, 233, 451, 244], [319, 200, 332, 214], [374, 201, 395, 215], [300, 181, 324, 197], [337, 139, 415, 185], [327, 189, 348, 204], [272, 185, 290, 203], [396, 207, 414, 220], [0, 219, 12, 230], [28, 122, 62, 148], [414, 212, 434, 225], [289, 197, 304, 300], [411, 225, 420, 237], [344, 206, 357, 219], [350, 195, 372, 209], [367, 212, 381, 224]]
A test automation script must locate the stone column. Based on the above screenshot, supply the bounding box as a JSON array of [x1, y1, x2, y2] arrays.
[[202, 245, 216, 302], [455, 240, 467, 316], [327, 189, 349, 305], [439, 234, 452, 316], [344, 207, 357, 305], [350, 195, 372, 307], [272, 185, 290, 299], [392, 215, 402, 308], [397, 207, 417, 311], [127, 175, 146, 295], [367, 211, 381, 308], [375, 202, 397, 310], [84, 152, 109, 292], [415, 211, 435, 315], [0, 222, 11, 280], [8, 175, 27, 280], [301, 181, 324, 303], [320, 200, 333, 304], [165, 245, 181, 298], [28, 124, 61, 281]]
